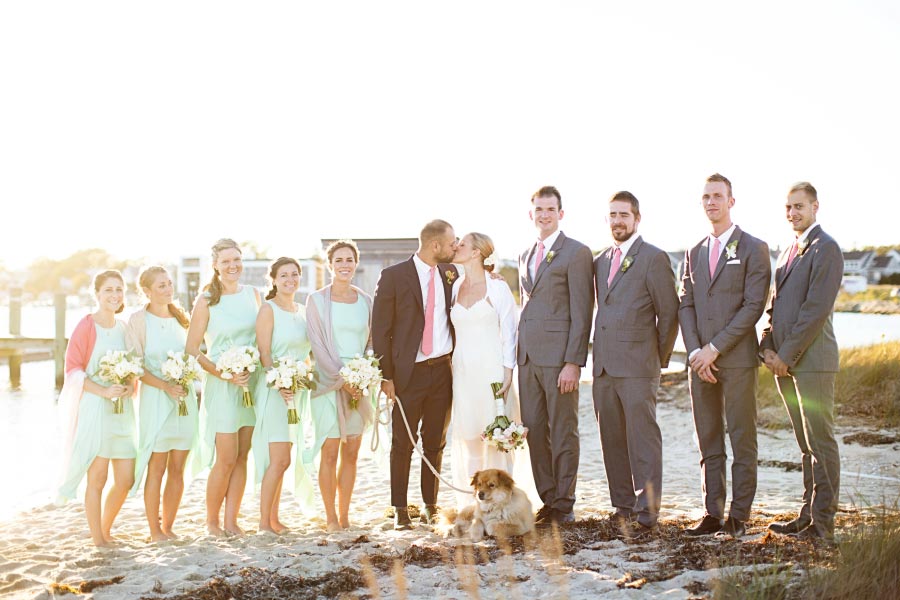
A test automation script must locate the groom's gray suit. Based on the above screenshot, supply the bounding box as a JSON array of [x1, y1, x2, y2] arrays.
[[518, 231, 593, 514], [592, 236, 679, 527]]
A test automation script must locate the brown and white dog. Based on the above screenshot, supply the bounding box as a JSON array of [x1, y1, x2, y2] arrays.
[[439, 469, 535, 541]]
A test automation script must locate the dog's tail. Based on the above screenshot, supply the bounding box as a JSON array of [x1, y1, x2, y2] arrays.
[[433, 507, 459, 537]]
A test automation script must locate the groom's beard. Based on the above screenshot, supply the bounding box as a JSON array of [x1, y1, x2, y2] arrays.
[[611, 226, 635, 242]]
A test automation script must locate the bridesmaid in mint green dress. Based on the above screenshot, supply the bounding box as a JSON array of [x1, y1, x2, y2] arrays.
[[126, 266, 199, 542], [185, 239, 260, 537], [306, 240, 375, 531], [57, 270, 136, 547], [253, 257, 312, 533]]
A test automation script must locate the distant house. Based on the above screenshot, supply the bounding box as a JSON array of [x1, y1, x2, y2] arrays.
[[842, 250, 874, 278], [868, 250, 900, 283]]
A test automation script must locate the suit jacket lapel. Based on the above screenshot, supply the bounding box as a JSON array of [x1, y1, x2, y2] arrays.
[[520, 246, 535, 295], [403, 257, 425, 313], [709, 227, 742, 288], [597, 247, 612, 296], [604, 236, 642, 300], [533, 232, 566, 288], [779, 226, 822, 288]]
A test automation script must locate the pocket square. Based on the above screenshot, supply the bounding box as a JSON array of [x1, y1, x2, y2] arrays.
[[726, 259, 741, 265]]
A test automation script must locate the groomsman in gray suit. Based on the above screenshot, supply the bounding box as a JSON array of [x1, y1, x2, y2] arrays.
[[518, 185, 594, 525], [592, 191, 679, 536], [761, 182, 843, 542], [679, 173, 771, 538]]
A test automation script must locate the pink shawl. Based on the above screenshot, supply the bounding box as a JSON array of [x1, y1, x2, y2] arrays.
[[56, 315, 96, 498], [305, 285, 375, 442]]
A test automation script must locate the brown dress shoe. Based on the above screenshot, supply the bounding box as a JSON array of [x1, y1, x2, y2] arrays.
[[684, 514, 724, 537], [422, 504, 440, 525], [768, 518, 810, 535], [394, 507, 413, 530]]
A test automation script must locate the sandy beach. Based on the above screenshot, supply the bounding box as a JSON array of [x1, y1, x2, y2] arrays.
[[1, 379, 899, 599]]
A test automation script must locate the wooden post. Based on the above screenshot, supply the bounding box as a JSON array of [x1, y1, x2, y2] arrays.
[[8, 287, 22, 387], [55, 293, 66, 389]]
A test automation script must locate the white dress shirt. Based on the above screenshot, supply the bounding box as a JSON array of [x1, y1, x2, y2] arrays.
[[611, 232, 638, 261], [529, 229, 562, 281], [413, 253, 453, 362], [708, 223, 737, 266]]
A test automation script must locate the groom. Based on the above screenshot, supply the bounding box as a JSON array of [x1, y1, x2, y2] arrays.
[[372, 219, 459, 530], [518, 186, 594, 525]]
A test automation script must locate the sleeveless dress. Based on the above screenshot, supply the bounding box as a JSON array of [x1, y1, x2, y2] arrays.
[[133, 312, 199, 493], [252, 300, 311, 484], [200, 286, 259, 467], [309, 298, 368, 444], [450, 296, 537, 508], [58, 321, 136, 501]]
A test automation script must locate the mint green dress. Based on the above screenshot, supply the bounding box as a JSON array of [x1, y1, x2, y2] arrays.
[[132, 312, 199, 493], [58, 321, 136, 501], [252, 301, 311, 486], [310, 298, 369, 443], [200, 286, 259, 467]]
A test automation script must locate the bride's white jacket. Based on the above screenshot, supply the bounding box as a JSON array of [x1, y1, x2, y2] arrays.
[[451, 273, 518, 369]]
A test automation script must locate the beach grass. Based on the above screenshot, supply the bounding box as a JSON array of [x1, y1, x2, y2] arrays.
[[757, 341, 900, 429]]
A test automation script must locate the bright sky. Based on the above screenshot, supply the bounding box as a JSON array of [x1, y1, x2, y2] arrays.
[[2, 1, 899, 270]]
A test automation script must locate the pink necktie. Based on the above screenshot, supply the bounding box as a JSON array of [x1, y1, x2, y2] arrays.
[[533, 241, 545, 278], [607, 247, 621, 286], [709, 237, 721, 278], [785, 240, 799, 270], [422, 266, 435, 356]]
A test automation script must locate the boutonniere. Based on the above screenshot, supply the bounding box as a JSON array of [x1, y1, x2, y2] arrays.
[[725, 240, 738, 260], [546, 250, 556, 264], [620, 256, 634, 273], [445, 270, 457, 285], [797, 238, 810, 256]]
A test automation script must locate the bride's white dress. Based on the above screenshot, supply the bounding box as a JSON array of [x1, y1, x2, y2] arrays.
[[449, 280, 538, 508]]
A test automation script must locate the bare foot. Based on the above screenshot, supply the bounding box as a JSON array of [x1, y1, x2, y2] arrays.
[[224, 524, 246, 537], [325, 521, 341, 533], [339, 517, 351, 530], [92, 538, 114, 548], [271, 520, 290, 534], [161, 530, 179, 540], [149, 531, 169, 542], [258, 525, 278, 535], [207, 523, 228, 537]]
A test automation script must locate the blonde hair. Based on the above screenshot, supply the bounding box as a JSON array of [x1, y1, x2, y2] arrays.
[[93, 270, 125, 314], [138, 266, 190, 329], [467, 232, 496, 273], [204, 238, 241, 307]]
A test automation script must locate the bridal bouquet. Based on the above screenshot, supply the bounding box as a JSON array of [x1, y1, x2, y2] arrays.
[[338, 350, 382, 410], [161, 351, 203, 416], [96, 350, 144, 414], [216, 345, 260, 407], [266, 356, 318, 424], [482, 382, 528, 453]]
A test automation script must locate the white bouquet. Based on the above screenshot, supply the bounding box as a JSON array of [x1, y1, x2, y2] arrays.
[[338, 350, 382, 410], [266, 356, 318, 424], [95, 350, 144, 414], [216, 345, 260, 407], [481, 382, 528, 453], [161, 351, 203, 416]]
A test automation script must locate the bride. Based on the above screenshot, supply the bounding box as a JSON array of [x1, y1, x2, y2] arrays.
[[449, 232, 536, 508]]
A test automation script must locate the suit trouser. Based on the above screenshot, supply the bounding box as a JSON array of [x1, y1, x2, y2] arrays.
[[592, 373, 662, 527], [519, 360, 580, 513], [390, 359, 453, 508], [688, 366, 758, 521], [776, 372, 840, 537]]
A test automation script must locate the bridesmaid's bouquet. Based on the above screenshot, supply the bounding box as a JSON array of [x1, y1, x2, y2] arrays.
[[266, 356, 318, 424], [161, 351, 203, 416], [482, 382, 528, 453], [95, 350, 144, 414], [338, 350, 382, 410], [216, 345, 260, 408]]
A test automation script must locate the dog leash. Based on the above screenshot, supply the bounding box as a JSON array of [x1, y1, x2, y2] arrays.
[[373, 393, 473, 495]]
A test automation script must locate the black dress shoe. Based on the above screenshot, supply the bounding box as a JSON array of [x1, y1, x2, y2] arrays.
[[606, 511, 636, 529], [393, 507, 413, 531], [715, 516, 746, 538], [684, 515, 725, 537], [422, 504, 440, 525], [768, 518, 810, 535], [535, 505, 553, 524], [551, 508, 575, 524]]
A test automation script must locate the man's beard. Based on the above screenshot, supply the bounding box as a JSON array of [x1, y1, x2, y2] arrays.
[[611, 227, 634, 242]]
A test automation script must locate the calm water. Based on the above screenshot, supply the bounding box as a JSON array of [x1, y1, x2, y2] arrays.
[[1, 310, 898, 520]]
